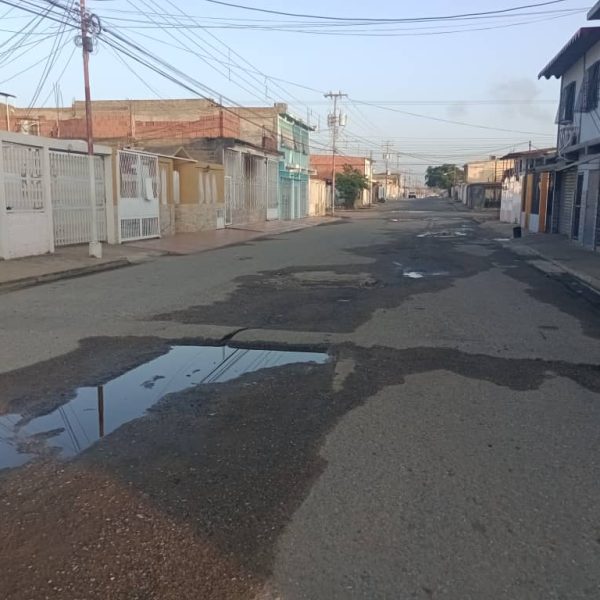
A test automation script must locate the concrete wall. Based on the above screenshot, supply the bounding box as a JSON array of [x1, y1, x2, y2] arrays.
[[175, 162, 224, 232], [501, 176, 522, 224], [465, 159, 511, 183], [309, 179, 330, 216]]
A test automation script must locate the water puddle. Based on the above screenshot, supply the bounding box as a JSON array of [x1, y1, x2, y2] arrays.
[[0, 345, 329, 470]]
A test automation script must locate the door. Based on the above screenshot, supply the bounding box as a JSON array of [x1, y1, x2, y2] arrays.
[[529, 173, 541, 232], [558, 168, 577, 236], [583, 170, 599, 249], [572, 172, 584, 240]]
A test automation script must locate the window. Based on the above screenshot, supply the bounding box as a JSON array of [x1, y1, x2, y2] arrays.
[[561, 81, 576, 123], [582, 61, 600, 112]]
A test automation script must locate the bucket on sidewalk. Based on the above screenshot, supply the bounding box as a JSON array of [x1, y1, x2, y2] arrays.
[[513, 226, 522, 239]]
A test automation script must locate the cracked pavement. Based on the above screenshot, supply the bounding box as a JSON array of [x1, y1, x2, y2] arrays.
[[1, 198, 600, 599]]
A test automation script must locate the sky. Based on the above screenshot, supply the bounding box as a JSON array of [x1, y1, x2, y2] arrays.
[[0, 0, 593, 178]]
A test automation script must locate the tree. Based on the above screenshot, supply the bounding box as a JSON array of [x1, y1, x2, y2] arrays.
[[335, 164, 370, 209], [425, 164, 465, 192]]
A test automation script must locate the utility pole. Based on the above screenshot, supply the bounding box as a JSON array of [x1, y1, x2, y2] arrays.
[[325, 91, 347, 215], [369, 149, 374, 205], [79, 0, 102, 258], [383, 141, 392, 201], [0, 92, 15, 131]]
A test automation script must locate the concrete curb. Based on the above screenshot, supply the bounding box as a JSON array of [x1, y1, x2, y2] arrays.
[[0, 258, 133, 294], [0, 218, 342, 293], [513, 243, 600, 293]]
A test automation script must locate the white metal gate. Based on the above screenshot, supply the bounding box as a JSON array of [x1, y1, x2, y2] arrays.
[[118, 150, 160, 242], [224, 149, 268, 226], [50, 151, 107, 246]]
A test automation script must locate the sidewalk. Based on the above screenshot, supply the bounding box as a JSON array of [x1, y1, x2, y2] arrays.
[[0, 244, 165, 293], [128, 216, 340, 255], [0, 216, 340, 292], [482, 220, 600, 292]]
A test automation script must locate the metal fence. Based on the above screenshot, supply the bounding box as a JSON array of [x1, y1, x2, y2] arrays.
[[2, 141, 108, 247], [50, 151, 107, 246], [224, 149, 269, 225]]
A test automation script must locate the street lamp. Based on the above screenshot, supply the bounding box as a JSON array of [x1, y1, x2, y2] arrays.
[[0, 92, 16, 131]]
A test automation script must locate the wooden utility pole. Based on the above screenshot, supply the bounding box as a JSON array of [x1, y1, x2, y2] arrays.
[[325, 91, 347, 215], [79, 0, 102, 257]]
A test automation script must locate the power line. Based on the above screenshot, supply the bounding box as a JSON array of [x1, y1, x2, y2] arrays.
[[352, 99, 556, 136], [199, 0, 569, 23]]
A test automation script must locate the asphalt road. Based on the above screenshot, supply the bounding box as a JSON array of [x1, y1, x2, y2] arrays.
[[1, 198, 600, 599]]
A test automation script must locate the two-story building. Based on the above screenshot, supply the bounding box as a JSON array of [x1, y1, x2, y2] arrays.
[[232, 104, 312, 220], [539, 3, 600, 249]]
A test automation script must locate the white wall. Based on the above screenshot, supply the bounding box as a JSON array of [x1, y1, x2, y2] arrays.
[[501, 176, 522, 224], [559, 41, 600, 147], [0, 131, 112, 259]]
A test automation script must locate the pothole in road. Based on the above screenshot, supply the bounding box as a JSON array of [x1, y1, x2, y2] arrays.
[[0, 345, 329, 470], [417, 230, 471, 238], [290, 271, 379, 287], [392, 261, 451, 279]]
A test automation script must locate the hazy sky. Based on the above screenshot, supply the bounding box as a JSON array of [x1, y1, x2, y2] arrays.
[[0, 0, 591, 177]]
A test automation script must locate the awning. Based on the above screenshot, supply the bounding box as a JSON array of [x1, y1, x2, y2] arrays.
[[539, 27, 600, 79]]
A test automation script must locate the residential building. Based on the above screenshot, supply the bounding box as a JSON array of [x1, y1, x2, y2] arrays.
[[146, 138, 279, 227], [0, 130, 113, 259], [373, 172, 405, 201], [538, 4, 600, 249], [310, 155, 374, 207], [464, 157, 511, 184], [232, 104, 313, 220], [499, 148, 556, 230], [5, 99, 239, 142]]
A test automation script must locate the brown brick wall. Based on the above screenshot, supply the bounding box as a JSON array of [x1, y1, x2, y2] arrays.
[[311, 155, 368, 180]]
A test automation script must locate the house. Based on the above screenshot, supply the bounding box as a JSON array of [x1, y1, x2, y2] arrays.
[[538, 5, 600, 249], [310, 155, 374, 207], [0, 130, 113, 259], [115, 147, 225, 241], [465, 157, 511, 184], [499, 148, 557, 230], [232, 104, 313, 220], [145, 138, 279, 227], [372, 172, 404, 201]]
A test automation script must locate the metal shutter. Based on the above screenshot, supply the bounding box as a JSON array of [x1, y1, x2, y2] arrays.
[[558, 167, 577, 236]]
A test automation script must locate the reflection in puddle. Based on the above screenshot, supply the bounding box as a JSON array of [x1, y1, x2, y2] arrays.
[[0, 346, 329, 469]]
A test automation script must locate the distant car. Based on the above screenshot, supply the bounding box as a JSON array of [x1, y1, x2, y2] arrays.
[[408, 193, 417, 199]]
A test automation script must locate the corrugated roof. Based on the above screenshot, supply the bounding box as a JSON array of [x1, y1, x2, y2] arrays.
[[588, 1, 600, 20], [539, 27, 600, 79]]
